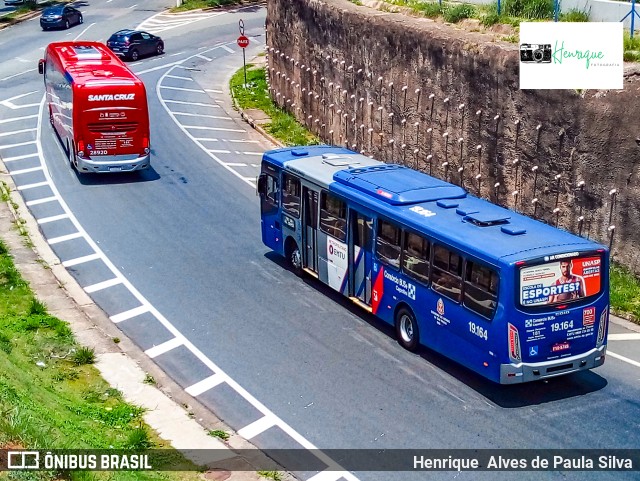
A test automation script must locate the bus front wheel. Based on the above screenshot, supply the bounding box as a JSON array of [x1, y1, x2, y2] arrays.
[[285, 240, 302, 275], [395, 307, 419, 352]]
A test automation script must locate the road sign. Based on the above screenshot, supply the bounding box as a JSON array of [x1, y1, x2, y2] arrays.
[[237, 35, 249, 49]]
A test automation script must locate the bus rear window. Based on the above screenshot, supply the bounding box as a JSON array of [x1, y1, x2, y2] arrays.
[[519, 254, 603, 307]]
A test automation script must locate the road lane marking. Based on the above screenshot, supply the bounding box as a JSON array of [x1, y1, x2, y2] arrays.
[[608, 351, 640, 368], [9, 166, 43, 175], [26, 196, 57, 206], [196, 53, 212, 61], [145, 337, 183, 358], [73, 22, 96, 41], [183, 125, 245, 132], [4, 153, 39, 162], [221, 45, 234, 53], [164, 99, 220, 108], [237, 416, 276, 440], [0, 128, 36, 137], [0, 114, 38, 124], [37, 213, 69, 224], [160, 85, 205, 93], [110, 305, 150, 324], [0, 140, 37, 150], [62, 253, 101, 267], [84, 278, 123, 293], [166, 74, 193, 81], [48, 232, 83, 245], [608, 333, 640, 340], [0, 69, 37, 82], [172, 112, 232, 120], [185, 374, 224, 396], [17, 181, 49, 190]]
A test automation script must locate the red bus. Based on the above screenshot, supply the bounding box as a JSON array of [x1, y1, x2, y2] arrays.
[[38, 42, 151, 173]]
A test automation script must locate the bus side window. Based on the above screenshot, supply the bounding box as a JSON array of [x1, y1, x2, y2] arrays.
[[282, 173, 301, 218], [402, 231, 430, 284], [376, 220, 401, 269], [319, 192, 347, 242], [431, 245, 463, 302], [463, 261, 498, 319]]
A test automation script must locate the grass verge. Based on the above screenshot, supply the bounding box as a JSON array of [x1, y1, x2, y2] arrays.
[[230, 63, 320, 146], [610, 262, 640, 324], [0, 231, 204, 479], [169, 0, 243, 13]]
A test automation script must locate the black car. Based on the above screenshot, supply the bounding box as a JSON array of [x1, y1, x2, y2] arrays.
[[40, 5, 83, 30], [106, 30, 164, 62]]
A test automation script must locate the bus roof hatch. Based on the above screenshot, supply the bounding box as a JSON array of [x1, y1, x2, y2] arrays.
[[334, 164, 466, 205]]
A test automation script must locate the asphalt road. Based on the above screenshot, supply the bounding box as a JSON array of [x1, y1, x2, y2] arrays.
[[1, 3, 640, 481]]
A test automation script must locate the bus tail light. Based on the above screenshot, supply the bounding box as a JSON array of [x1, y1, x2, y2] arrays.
[[508, 323, 521, 362], [77, 140, 85, 158], [142, 137, 150, 154], [597, 306, 609, 345]]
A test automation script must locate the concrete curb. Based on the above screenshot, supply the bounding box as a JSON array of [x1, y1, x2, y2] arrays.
[[0, 9, 41, 30]]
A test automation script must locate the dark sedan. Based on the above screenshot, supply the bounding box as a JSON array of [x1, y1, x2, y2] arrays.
[[106, 30, 164, 61], [40, 5, 83, 30]]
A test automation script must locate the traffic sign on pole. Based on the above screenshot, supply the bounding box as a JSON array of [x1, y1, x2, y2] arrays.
[[237, 35, 250, 49]]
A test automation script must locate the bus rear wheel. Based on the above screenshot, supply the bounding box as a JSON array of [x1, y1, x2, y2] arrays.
[[395, 307, 419, 352]]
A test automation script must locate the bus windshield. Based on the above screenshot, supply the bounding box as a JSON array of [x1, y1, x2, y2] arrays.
[[519, 254, 603, 307]]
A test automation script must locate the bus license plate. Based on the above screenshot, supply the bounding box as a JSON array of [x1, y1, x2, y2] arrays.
[[109, 167, 122, 172]]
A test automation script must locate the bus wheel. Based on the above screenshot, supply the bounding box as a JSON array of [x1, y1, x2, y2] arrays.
[[395, 307, 419, 352], [67, 141, 76, 171], [286, 241, 302, 275]]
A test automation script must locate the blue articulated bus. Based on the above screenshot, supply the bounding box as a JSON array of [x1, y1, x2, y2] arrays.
[[257, 145, 609, 384]]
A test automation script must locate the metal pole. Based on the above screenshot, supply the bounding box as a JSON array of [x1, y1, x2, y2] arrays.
[[243, 48, 247, 87]]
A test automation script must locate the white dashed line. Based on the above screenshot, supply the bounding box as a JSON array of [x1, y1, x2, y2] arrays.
[[164, 99, 220, 108], [110, 305, 150, 324], [17, 181, 49, 190], [26, 196, 56, 206], [2, 153, 39, 162], [608, 333, 640, 340], [237, 416, 277, 440], [62, 253, 101, 267], [47, 232, 83, 245], [185, 374, 224, 396], [166, 74, 193, 81], [221, 45, 234, 53], [37, 213, 69, 224], [172, 112, 232, 120], [84, 278, 123, 293], [183, 125, 245, 132], [144, 337, 183, 358], [9, 166, 43, 175], [160, 85, 205, 93]]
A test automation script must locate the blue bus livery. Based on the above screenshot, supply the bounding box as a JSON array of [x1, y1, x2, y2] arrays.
[[257, 145, 609, 384]]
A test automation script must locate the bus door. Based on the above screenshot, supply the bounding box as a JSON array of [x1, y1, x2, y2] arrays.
[[258, 172, 281, 252], [349, 210, 373, 305], [303, 186, 319, 273]]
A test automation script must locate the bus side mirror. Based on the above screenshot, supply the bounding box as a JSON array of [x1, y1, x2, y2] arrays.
[[38, 59, 45, 75], [257, 174, 266, 196]]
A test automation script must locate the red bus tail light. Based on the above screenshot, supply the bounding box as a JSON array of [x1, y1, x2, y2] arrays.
[[142, 136, 150, 154], [77, 140, 85, 158], [508, 323, 521, 362]]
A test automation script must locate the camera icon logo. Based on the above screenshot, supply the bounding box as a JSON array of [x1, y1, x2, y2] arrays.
[[520, 43, 552, 63], [7, 451, 40, 470]]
